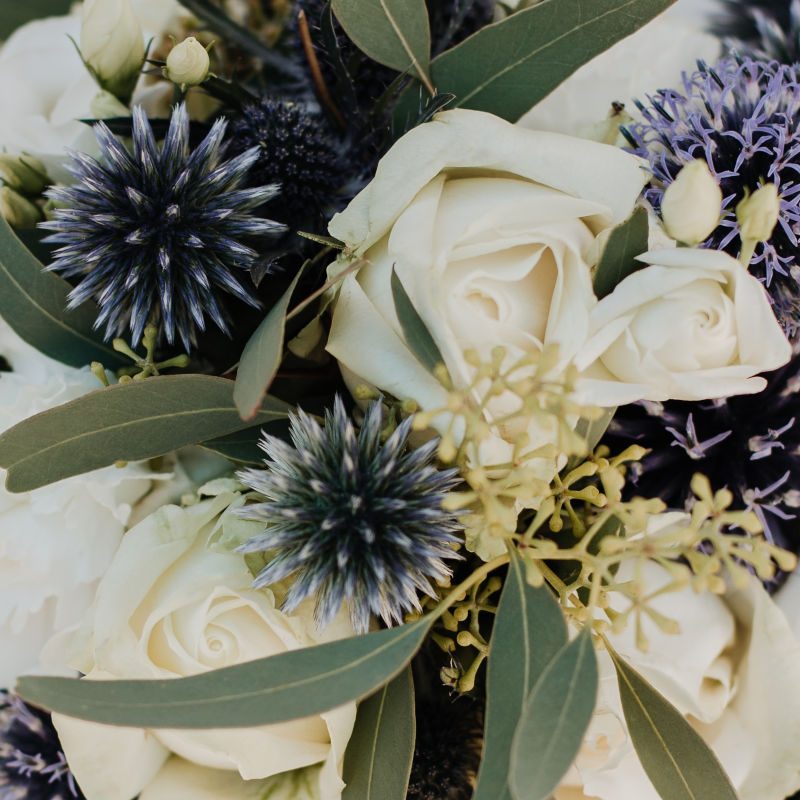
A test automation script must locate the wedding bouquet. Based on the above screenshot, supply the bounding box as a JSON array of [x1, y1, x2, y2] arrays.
[[4, 0, 800, 798]]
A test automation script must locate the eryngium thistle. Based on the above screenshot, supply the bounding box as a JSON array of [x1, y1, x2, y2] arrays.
[[237, 397, 463, 633], [605, 353, 800, 582], [714, 0, 800, 63], [0, 691, 84, 800], [41, 104, 286, 349], [624, 57, 800, 337]]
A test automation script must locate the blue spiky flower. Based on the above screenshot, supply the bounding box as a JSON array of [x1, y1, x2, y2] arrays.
[[714, 0, 800, 63], [0, 691, 84, 800], [236, 397, 463, 633], [624, 57, 800, 337], [41, 104, 286, 350]]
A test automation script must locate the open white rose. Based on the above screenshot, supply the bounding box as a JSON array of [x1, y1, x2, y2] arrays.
[[0, 318, 153, 687], [327, 109, 645, 464], [558, 556, 800, 800], [52, 489, 357, 800], [577, 248, 792, 404]]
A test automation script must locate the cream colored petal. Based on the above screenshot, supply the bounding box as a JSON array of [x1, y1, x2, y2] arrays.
[[140, 758, 270, 800]]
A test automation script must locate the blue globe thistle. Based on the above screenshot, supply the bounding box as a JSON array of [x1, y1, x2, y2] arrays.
[[605, 353, 800, 585], [0, 691, 84, 800], [41, 104, 286, 350], [236, 397, 463, 633], [714, 0, 800, 63], [624, 57, 800, 337]]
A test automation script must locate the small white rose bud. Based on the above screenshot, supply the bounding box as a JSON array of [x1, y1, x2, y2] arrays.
[[660, 160, 723, 245], [81, 0, 145, 102], [0, 154, 49, 196], [165, 37, 211, 89], [737, 183, 781, 244], [90, 89, 131, 120], [0, 187, 42, 229]]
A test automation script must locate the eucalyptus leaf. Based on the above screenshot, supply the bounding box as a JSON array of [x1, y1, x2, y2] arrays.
[[593, 207, 650, 299], [234, 265, 306, 421], [509, 629, 599, 800], [391, 268, 445, 373], [609, 647, 738, 800], [331, 0, 432, 87], [474, 552, 567, 800], [0, 375, 289, 493], [17, 620, 432, 729], [0, 216, 127, 369], [0, 0, 71, 36], [343, 667, 416, 799], [394, 0, 675, 123], [201, 420, 292, 465]]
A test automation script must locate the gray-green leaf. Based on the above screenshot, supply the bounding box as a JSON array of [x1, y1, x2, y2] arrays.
[[0, 375, 289, 492], [593, 207, 650, 300], [331, 0, 432, 87], [509, 629, 599, 800], [234, 266, 306, 421], [343, 667, 416, 799], [0, 0, 71, 36], [609, 647, 738, 800], [473, 551, 567, 800], [395, 0, 675, 123], [17, 620, 432, 729], [0, 216, 127, 369], [391, 268, 445, 373]]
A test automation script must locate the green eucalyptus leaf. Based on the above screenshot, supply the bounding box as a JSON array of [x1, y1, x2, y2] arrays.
[[331, 0, 432, 86], [234, 265, 306, 421], [0, 216, 127, 369], [0, 375, 289, 492], [0, 0, 71, 36], [394, 0, 675, 123], [609, 647, 738, 800], [473, 552, 567, 800], [391, 267, 444, 373], [509, 629, 599, 800], [17, 620, 432, 729], [593, 207, 650, 299], [343, 667, 416, 799]]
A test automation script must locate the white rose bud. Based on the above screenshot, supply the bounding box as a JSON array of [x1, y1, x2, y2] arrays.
[[0, 187, 42, 229], [0, 154, 49, 196], [165, 37, 211, 89], [660, 159, 722, 245], [737, 182, 781, 244], [80, 0, 145, 102], [89, 89, 131, 120]]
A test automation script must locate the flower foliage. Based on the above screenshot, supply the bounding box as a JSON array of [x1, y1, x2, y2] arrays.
[[624, 57, 800, 337], [714, 0, 800, 63], [237, 397, 463, 633], [42, 104, 286, 350]]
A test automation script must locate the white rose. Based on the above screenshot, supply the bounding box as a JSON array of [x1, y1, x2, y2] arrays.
[[52, 490, 357, 800], [326, 109, 645, 463], [0, 318, 154, 687], [80, 0, 145, 100], [577, 248, 792, 404], [558, 556, 800, 800]]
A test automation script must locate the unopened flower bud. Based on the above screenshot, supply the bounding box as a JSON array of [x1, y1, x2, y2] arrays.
[[661, 160, 722, 245], [81, 0, 145, 102], [737, 183, 781, 244], [0, 154, 48, 196], [0, 187, 42, 229], [165, 37, 211, 89], [90, 89, 130, 120]]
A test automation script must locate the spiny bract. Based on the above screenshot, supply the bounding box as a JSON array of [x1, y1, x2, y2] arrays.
[[41, 104, 286, 350], [714, 0, 800, 63], [236, 397, 463, 634]]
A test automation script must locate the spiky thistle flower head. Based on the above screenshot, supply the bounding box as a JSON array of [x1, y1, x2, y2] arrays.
[[714, 0, 800, 63], [236, 397, 463, 633], [41, 104, 286, 350], [605, 353, 800, 585], [0, 691, 84, 800], [624, 56, 800, 338]]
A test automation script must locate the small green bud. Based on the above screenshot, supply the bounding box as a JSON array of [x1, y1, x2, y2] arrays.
[[661, 160, 722, 246], [0, 154, 48, 196], [0, 187, 42, 229], [165, 37, 211, 88], [737, 183, 780, 245]]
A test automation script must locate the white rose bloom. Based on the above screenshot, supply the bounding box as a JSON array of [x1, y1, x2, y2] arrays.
[[53, 490, 357, 800], [557, 555, 800, 800], [522, 0, 721, 138], [577, 248, 792, 404], [327, 108, 645, 464], [0, 318, 154, 687]]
